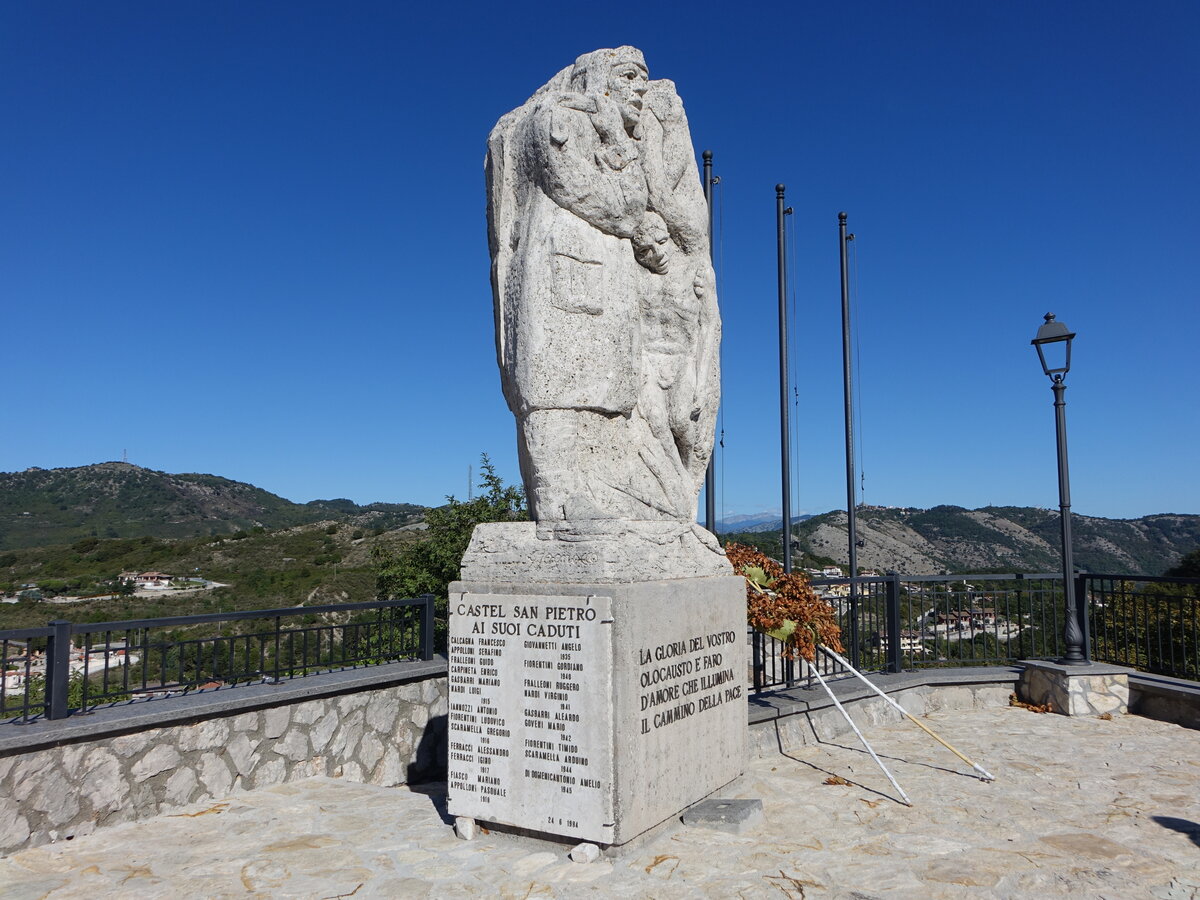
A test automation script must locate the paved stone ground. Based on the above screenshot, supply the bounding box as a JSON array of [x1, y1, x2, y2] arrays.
[[3, 706, 1199, 899]]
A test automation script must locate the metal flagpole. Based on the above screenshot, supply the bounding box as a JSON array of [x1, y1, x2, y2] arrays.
[[703, 150, 717, 535], [777, 185, 793, 572], [839, 213, 860, 661]]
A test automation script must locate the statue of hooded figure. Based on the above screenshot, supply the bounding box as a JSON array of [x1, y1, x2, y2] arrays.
[[486, 47, 721, 549]]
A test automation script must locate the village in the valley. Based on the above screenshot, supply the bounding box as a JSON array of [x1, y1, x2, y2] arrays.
[[2, 570, 222, 698]]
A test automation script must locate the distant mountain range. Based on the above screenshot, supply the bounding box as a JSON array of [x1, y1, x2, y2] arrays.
[[779, 505, 1200, 576], [4, 465, 1197, 575], [716, 513, 814, 533], [0, 463, 424, 550]]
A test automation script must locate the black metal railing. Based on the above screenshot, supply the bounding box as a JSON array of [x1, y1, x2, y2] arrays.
[[1, 594, 435, 724], [750, 573, 1071, 694], [0, 625, 54, 723], [751, 576, 898, 693], [1085, 574, 1200, 680], [749, 570, 1200, 696], [896, 573, 1068, 669]]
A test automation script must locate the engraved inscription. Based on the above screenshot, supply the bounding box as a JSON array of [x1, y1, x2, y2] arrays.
[[636, 628, 742, 734], [446, 594, 613, 842]]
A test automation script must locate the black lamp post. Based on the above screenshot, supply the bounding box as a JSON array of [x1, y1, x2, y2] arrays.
[[1031, 313, 1089, 664]]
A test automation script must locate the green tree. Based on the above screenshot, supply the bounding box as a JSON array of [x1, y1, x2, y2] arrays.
[[374, 455, 526, 649], [722, 531, 782, 563], [1166, 548, 1200, 578]]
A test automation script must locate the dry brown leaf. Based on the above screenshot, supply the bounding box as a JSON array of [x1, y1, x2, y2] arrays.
[[645, 854, 680, 876], [320, 884, 363, 900], [823, 775, 852, 786], [171, 801, 231, 818], [1009, 692, 1052, 714], [762, 869, 821, 899], [1097, 712, 1114, 720]]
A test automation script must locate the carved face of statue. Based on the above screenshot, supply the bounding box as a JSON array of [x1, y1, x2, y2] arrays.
[[608, 61, 649, 134], [633, 213, 671, 275]]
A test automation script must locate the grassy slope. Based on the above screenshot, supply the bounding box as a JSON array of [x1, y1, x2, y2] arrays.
[[0, 523, 425, 631]]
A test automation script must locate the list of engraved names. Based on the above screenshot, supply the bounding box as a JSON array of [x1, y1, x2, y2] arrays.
[[446, 595, 613, 840]]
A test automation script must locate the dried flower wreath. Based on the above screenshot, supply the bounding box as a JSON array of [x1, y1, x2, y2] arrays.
[[725, 542, 844, 662]]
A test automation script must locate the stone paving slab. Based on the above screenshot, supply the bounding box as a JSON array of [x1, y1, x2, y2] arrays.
[[3, 707, 1199, 898]]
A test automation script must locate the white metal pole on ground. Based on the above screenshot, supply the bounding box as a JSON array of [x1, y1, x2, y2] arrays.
[[817, 646, 996, 782], [802, 659, 912, 806]]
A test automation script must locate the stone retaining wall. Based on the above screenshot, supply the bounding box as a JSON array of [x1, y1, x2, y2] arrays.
[[0, 664, 448, 856], [1129, 674, 1200, 729]]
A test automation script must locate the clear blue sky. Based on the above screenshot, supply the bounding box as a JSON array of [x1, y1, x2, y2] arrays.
[[3, 2, 1197, 521]]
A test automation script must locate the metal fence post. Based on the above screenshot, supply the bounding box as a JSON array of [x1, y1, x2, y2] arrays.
[[45, 619, 72, 720], [1075, 573, 1091, 662], [886, 575, 903, 674], [751, 629, 762, 693], [419, 594, 435, 661], [1013, 572, 1027, 657], [849, 585, 861, 670]]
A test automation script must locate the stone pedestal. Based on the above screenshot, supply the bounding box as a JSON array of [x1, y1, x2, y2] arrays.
[[445, 573, 747, 847], [1018, 660, 1132, 716]]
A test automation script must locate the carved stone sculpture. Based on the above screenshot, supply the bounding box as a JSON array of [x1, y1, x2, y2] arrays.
[[475, 46, 728, 581]]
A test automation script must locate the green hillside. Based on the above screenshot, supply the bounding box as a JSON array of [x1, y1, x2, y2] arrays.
[[0, 463, 424, 550]]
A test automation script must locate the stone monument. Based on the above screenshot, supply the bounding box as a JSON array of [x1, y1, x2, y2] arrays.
[[447, 46, 747, 850]]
